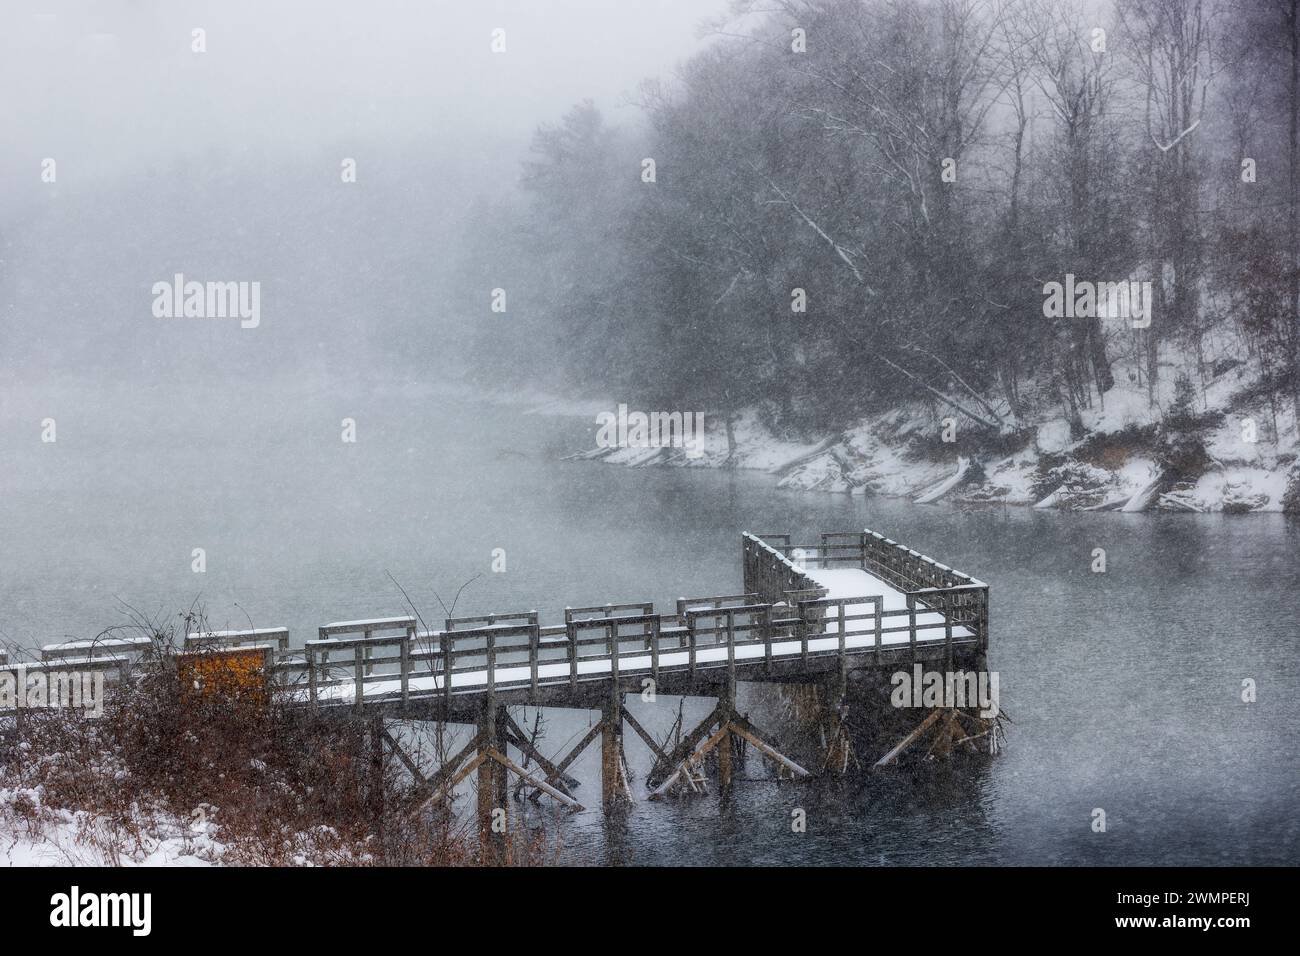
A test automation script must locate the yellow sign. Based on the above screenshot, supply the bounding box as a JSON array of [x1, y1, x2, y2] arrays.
[[178, 646, 270, 706]]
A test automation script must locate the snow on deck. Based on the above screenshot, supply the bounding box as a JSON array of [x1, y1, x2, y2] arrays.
[[188, 627, 287, 638], [320, 617, 414, 629], [41, 635, 152, 653], [806, 566, 973, 641]]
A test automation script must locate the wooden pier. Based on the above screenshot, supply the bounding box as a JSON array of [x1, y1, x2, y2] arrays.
[[4, 529, 993, 853]]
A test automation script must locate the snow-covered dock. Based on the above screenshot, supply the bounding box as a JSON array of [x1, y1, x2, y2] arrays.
[[276, 531, 987, 716], [7, 530, 989, 835], [253, 529, 989, 826]]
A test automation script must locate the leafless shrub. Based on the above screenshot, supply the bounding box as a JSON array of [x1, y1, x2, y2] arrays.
[[0, 607, 494, 866]]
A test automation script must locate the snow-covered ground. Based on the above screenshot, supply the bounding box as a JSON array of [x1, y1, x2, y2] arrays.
[[1, 787, 222, 867], [567, 336, 1300, 514]]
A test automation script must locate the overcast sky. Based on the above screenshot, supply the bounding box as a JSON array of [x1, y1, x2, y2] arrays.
[[1, 0, 735, 201], [1, 0, 745, 384]]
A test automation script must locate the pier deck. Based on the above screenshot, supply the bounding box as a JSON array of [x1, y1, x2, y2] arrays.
[[5, 530, 988, 722], [5, 529, 992, 834], [271, 531, 987, 719]]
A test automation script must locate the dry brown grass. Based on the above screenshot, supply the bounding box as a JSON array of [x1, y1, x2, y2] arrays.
[[0, 609, 562, 866]]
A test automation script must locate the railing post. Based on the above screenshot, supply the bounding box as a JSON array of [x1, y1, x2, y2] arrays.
[[568, 622, 578, 689], [981, 587, 990, 652], [607, 620, 619, 686], [440, 632, 451, 710], [725, 610, 736, 687], [688, 615, 697, 678], [837, 601, 847, 676], [799, 604, 809, 667], [762, 605, 773, 673], [945, 610, 953, 669], [649, 617, 660, 685], [307, 645, 317, 705], [401, 627, 411, 705], [353, 644, 364, 711], [486, 631, 496, 695], [907, 594, 917, 660], [873, 597, 882, 661], [529, 624, 539, 700], [363, 627, 373, 676]]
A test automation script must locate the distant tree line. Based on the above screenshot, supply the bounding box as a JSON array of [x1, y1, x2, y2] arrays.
[[457, 0, 1300, 445]]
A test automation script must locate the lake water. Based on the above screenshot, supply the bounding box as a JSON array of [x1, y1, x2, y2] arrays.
[[2, 380, 1297, 865]]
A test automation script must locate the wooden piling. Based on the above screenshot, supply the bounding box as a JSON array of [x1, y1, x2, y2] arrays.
[[369, 715, 385, 857], [494, 703, 510, 824], [717, 710, 733, 796], [719, 646, 738, 797], [477, 699, 502, 862], [601, 697, 623, 813]]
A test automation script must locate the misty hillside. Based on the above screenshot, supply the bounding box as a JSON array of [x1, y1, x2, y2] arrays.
[[454, 0, 1300, 513]]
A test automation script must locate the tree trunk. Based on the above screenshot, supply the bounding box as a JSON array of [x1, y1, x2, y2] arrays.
[[1290, 0, 1300, 420]]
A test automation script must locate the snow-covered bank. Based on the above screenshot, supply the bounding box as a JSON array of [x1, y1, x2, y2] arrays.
[[404, 356, 1299, 515], [569, 365, 1300, 515], [1, 786, 222, 866]]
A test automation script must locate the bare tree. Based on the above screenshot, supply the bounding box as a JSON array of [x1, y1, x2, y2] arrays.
[[1020, 0, 1119, 420], [1118, 0, 1217, 395]]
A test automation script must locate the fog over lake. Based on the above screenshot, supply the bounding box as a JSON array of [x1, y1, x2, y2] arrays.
[[2, 0, 1298, 870]]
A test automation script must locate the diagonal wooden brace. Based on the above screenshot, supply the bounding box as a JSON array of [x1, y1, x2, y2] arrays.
[[504, 713, 580, 794], [648, 715, 812, 799], [729, 714, 812, 779], [621, 707, 671, 765], [408, 729, 484, 815], [481, 747, 585, 812], [646, 702, 725, 787], [873, 709, 944, 768], [554, 719, 604, 777], [381, 726, 429, 787]]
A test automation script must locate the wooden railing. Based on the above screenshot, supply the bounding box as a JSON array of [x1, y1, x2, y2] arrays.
[[749, 529, 989, 651], [311, 617, 417, 693], [564, 603, 653, 623], [445, 611, 537, 631], [13, 530, 986, 717], [0, 655, 134, 715], [742, 532, 828, 606], [861, 531, 984, 590], [268, 528, 988, 710], [187, 627, 290, 652], [280, 597, 982, 712], [42, 634, 155, 663]]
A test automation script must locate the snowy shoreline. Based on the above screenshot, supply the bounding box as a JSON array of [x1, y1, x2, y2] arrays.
[[482, 376, 1299, 516]]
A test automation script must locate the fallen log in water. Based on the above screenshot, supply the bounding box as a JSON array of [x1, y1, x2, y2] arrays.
[[915, 457, 971, 504]]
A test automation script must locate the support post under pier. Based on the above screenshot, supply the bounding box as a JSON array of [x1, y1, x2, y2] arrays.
[[717, 678, 735, 798], [477, 699, 503, 863], [601, 697, 626, 813]]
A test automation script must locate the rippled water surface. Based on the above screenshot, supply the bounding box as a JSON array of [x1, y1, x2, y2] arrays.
[[3, 382, 1297, 865]]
